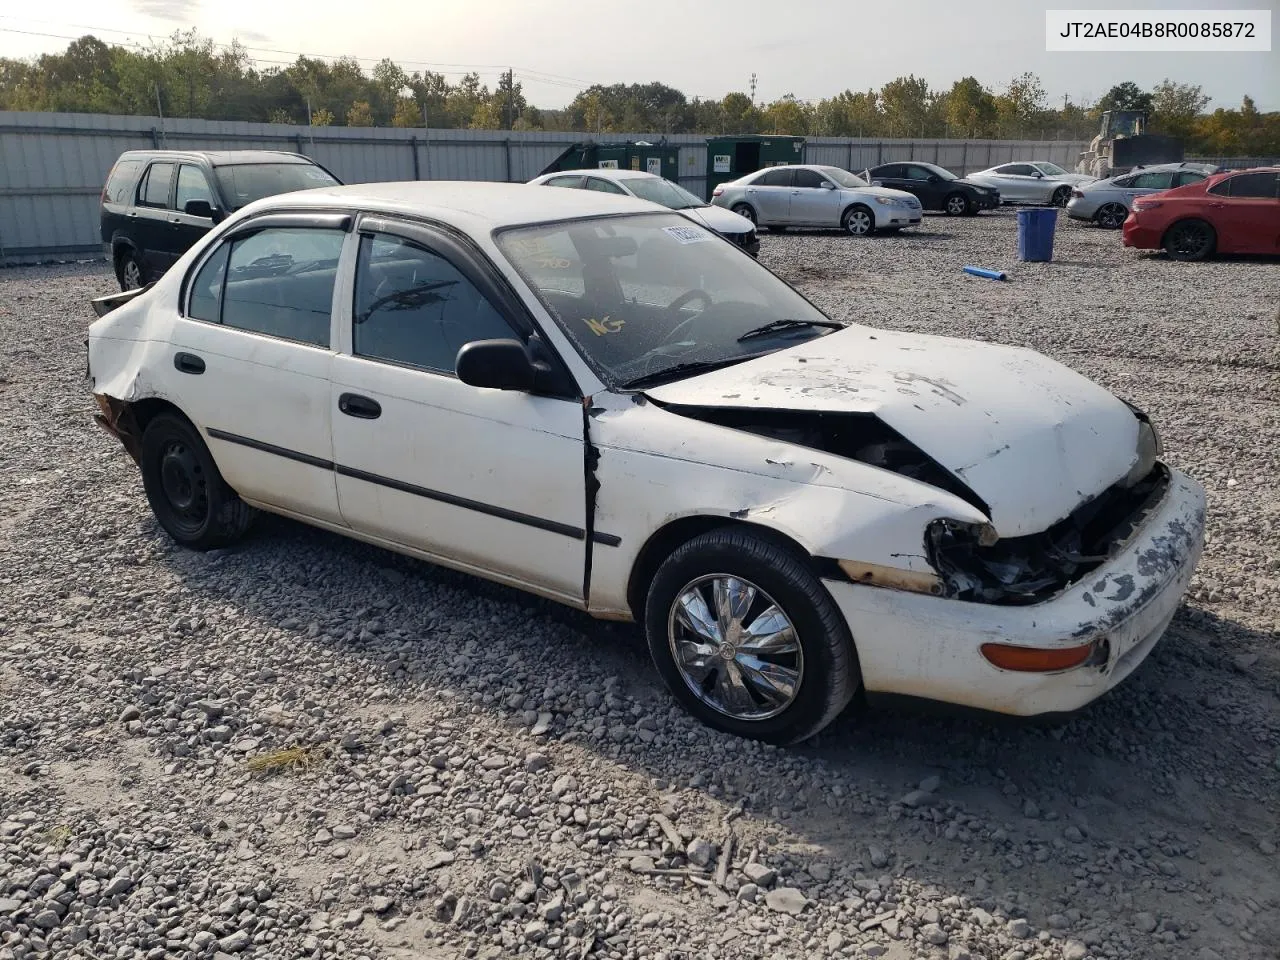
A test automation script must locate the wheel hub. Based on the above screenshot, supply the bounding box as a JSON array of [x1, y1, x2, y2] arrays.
[[668, 574, 804, 721]]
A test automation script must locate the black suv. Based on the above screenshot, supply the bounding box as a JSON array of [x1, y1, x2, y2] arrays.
[[101, 150, 342, 290], [865, 162, 1000, 215]]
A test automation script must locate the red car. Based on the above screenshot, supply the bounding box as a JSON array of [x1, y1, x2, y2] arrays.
[[1122, 166, 1280, 261]]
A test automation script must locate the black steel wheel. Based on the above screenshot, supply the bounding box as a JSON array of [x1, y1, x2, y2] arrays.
[[140, 413, 256, 549]]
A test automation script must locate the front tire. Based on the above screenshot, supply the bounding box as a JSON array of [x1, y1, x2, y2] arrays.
[[644, 528, 859, 744], [1051, 186, 1071, 208], [943, 192, 970, 216], [140, 413, 256, 550], [1163, 219, 1216, 261], [842, 205, 875, 236]]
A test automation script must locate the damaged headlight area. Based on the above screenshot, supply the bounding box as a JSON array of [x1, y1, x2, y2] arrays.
[[926, 463, 1171, 605]]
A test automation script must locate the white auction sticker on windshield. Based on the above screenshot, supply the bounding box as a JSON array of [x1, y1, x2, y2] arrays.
[[663, 225, 713, 244]]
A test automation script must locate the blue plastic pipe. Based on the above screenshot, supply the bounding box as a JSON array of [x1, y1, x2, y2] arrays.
[[963, 265, 1008, 281]]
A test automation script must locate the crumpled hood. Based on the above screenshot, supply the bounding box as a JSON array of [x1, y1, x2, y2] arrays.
[[681, 204, 754, 235], [645, 325, 1142, 537]]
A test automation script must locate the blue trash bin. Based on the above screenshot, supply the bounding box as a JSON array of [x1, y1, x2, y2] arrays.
[[1016, 207, 1058, 262]]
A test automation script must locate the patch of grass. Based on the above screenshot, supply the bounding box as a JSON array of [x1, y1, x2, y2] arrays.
[[245, 746, 321, 776]]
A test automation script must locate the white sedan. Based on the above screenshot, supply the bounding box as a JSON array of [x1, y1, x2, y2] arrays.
[[528, 168, 759, 256], [87, 182, 1205, 744], [967, 161, 1097, 206]]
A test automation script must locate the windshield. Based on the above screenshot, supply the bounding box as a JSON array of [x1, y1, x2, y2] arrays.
[[821, 167, 868, 188], [213, 162, 339, 210], [625, 177, 705, 210], [496, 213, 842, 387], [1034, 162, 1069, 176]]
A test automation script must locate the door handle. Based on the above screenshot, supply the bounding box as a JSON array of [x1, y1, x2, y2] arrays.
[[168, 217, 181, 224], [174, 352, 205, 375], [338, 393, 381, 419]]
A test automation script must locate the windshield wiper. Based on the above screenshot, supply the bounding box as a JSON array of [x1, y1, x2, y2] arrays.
[[619, 356, 756, 390], [736, 318, 845, 342]]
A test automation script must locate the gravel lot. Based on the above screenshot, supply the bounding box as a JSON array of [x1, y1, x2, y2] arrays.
[[2, 209, 1277, 960]]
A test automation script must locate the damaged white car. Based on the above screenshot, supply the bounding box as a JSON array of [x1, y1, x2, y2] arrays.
[[87, 182, 1207, 744]]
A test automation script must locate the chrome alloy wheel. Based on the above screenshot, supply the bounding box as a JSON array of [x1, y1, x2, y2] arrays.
[[667, 574, 803, 721]]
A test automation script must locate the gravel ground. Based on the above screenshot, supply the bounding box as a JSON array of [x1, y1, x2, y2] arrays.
[[1, 209, 1277, 960]]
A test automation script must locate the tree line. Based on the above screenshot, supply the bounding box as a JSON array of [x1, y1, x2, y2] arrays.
[[1, 31, 1276, 155]]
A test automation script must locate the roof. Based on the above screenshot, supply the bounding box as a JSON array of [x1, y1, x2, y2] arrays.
[[119, 149, 315, 166], [244, 180, 665, 230], [538, 168, 660, 181]]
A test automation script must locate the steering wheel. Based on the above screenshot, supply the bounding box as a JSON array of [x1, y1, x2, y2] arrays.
[[658, 288, 713, 347]]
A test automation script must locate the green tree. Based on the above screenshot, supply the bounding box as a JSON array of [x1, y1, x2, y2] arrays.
[[879, 75, 931, 136], [995, 72, 1046, 137], [719, 92, 760, 133], [1095, 81, 1153, 114], [311, 107, 334, 126], [813, 89, 880, 137], [763, 95, 811, 135], [391, 96, 421, 127], [1149, 79, 1211, 141], [346, 99, 373, 126], [943, 77, 996, 138]]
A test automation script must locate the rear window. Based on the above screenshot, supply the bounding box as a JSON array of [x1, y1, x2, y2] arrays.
[[103, 159, 143, 204], [213, 162, 340, 211]]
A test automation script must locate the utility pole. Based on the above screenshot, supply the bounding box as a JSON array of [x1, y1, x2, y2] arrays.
[[749, 73, 757, 106], [154, 83, 165, 146]]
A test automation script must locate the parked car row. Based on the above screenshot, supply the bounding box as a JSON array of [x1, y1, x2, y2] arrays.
[[86, 179, 1208, 745]]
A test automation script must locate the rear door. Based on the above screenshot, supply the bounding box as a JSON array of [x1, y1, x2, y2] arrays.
[[745, 167, 793, 223], [870, 164, 907, 190], [135, 161, 177, 275], [169, 213, 350, 523], [170, 163, 218, 258], [788, 168, 842, 225], [1207, 172, 1280, 253], [1124, 169, 1174, 204]]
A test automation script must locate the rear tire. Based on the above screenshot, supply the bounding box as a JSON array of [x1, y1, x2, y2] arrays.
[[1094, 202, 1128, 229], [841, 205, 875, 236], [117, 250, 145, 291], [140, 413, 256, 550], [644, 527, 859, 744], [1163, 219, 1216, 261], [730, 203, 756, 225]]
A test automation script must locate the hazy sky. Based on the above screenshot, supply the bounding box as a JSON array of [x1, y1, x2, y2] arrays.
[[1, 0, 1276, 111]]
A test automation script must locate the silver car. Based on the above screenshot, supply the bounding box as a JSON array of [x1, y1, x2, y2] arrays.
[[966, 161, 1096, 206], [711, 164, 921, 235], [1065, 163, 1219, 228], [529, 168, 760, 255]]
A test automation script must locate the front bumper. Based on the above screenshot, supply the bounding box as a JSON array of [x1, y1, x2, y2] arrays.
[[823, 467, 1206, 716], [973, 192, 1000, 210], [877, 205, 922, 228], [1065, 198, 1098, 221], [723, 229, 760, 257]]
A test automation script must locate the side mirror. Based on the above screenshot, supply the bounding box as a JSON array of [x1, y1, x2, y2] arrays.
[[1033, 172, 1044, 179], [184, 199, 216, 219], [819, 181, 835, 190], [456, 339, 536, 392], [927, 174, 941, 183]]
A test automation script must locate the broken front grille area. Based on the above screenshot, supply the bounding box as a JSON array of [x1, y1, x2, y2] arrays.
[[927, 463, 1172, 606]]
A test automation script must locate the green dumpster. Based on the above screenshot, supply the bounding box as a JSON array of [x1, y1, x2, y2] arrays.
[[595, 142, 680, 180], [705, 135, 805, 200]]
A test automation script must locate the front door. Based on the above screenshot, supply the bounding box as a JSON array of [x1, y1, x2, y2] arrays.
[[329, 221, 587, 603], [1208, 171, 1280, 253], [166, 217, 348, 524], [788, 168, 842, 225], [902, 164, 944, 208]]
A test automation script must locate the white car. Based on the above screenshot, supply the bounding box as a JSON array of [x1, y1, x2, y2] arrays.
[[528, 168, 759, 256], [87, 182, 1206, 744], [967, 161, 1097, 206], [710, 164, 921, 235]]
